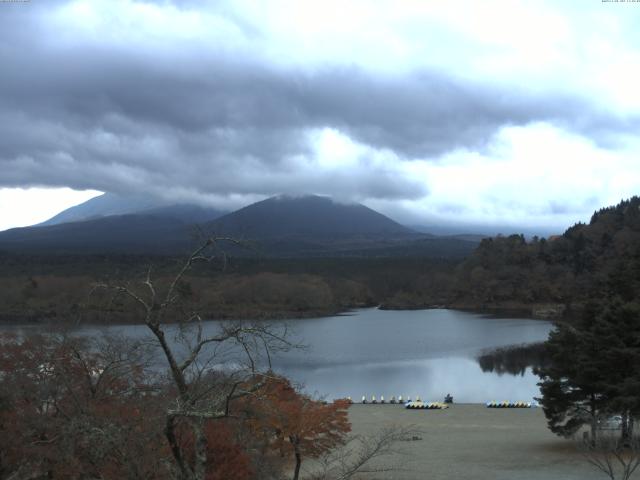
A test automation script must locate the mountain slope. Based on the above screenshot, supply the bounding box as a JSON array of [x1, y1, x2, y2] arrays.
[[207, 195, 415, 239], [40, 193, 226, 226], [40, 193, 162, 226], [0, 214, 196, 254], [200, 195, 477, 257], [138, 204, 227, 225], [0, 196, 227, 254]]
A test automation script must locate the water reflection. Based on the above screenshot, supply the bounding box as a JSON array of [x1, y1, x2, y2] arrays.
[[476, 343, 550, 377], [276, 357, 545, 404]]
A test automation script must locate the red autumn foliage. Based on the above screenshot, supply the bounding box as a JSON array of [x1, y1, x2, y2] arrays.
[[0, 333, 167, 479], [0, 336, 352, 480], [175, 420, 255, 480], [205, 423, 255, 480], [243, 376, 351, 479]]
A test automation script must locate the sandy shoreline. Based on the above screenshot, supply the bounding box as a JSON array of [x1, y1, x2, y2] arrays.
[[339, 404, 607, 480]]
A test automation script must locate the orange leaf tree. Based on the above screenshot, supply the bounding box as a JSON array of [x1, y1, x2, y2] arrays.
[[246, 377, 351, 480]]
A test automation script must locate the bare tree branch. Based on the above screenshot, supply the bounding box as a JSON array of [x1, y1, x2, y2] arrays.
[[92, 237, 294, 480], [307, 425, 423, 480], [579, 432, 640, 480]]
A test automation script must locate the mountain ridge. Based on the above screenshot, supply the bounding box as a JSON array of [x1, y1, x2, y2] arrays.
[[0, 194, 480, 257], [40, 193, 226, 227]]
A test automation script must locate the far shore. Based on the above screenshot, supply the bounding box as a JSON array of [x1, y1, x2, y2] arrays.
[[0, 303, 557, 327], [380, 302, 569, 320]]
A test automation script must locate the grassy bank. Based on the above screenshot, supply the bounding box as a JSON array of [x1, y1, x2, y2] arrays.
[[344, 404, 604, 480]]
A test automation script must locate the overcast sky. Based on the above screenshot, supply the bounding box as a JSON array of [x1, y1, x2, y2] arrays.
[[1, 0, 640, 232]]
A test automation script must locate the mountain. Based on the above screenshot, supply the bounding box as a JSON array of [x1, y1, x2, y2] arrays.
[[40, 193, 225, 226], [201, 195, 481, 257], [0, 193, 227, 254], [0, 214, 194, 254], [40, 193, 163, 226], [207, 195, 415, 239], [0, 194, 480, 257]]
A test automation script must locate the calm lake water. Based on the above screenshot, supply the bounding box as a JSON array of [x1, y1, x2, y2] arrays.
[[3, 308, 552, 403], [273, 308, 552, 403]]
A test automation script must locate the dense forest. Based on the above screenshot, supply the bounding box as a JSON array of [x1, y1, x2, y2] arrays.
[[0, 254, 455, 323], [384, 197, 640, 318], [459, 197, 640, 311]]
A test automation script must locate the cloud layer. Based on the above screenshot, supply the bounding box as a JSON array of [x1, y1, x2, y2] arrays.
[[1, 0, 639, 230]]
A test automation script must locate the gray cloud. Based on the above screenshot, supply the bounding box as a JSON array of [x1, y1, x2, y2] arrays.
[[0, 1, 635, 209]]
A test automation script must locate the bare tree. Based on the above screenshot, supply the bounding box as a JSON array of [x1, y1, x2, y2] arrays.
[[306, 425, 424, 480], [579, 431, 640, 480], [96, 238, 293, 480]]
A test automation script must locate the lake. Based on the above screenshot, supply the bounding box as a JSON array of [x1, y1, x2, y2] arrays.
[[273, 308, 552, 403], [2, 308, 553, 403]]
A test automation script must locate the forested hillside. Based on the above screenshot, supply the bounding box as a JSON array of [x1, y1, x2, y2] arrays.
[[443, 197, 640, 315]]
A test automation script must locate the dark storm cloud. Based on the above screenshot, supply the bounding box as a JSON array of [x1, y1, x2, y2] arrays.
[[0, 1, 633, 205]]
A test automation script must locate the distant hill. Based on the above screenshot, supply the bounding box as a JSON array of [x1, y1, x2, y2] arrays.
[[203, 195, 455, 256], [207, 195, 415, 239], [409, 223, 552, 239], [0, 194, 480, 258], [40, 193, 163, 225], [0, 193, 227, 254], [40, 193, 226, 226], [0, 214, 198, 255]]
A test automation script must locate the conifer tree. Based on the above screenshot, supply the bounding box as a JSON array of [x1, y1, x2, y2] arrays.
[[537, 306, 608, 441], [538, 260, 640, 443]]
